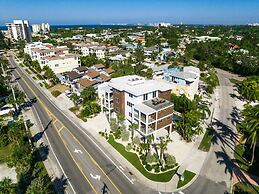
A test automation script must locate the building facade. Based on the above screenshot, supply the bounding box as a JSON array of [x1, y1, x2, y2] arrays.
[[32, 23, 50, 34], [24, 42, 80, 74], [98, 75, 174, 138], [6, 20, 32, 42], [163, 66, 200, 99]]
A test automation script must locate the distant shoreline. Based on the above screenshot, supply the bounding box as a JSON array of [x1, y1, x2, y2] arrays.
[[0, 23, 252, 30]]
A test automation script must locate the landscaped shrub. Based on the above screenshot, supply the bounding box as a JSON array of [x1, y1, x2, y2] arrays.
[[145, 164, 152, 171], [39, 83, 43, 87], [36, 74, 44, 80], [51, 90, 61, 97], [125, 144, 132, 152], [43, 82, 51, 89], [133, 136, 141, 145], [121, 130, 130, 141], [113, 129, 121, 139], [164, 153, 176, 167]]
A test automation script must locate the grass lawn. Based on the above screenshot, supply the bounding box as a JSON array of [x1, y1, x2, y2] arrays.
[[51, 90, 62, 97], [229, 78, 241, 84], [177, 170, 196, 188], [234, 144, 259, 176], [198, 127, 214, 152], [108, 135, 177, 182], [233, 182, 259, 194], [0, 144, 13, 163]]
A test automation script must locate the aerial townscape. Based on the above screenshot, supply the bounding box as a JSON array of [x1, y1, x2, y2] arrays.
[[0, 1, 258, 194]]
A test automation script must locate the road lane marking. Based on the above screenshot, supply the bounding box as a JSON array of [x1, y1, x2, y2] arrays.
[[119, 166, 124, 171], [90, 173, 101, 180], [14, 69, 98, 194], [14, 64, 122, 193], [57, 126, 64, 133], [74, 149, 83, 154], [52, 120, 98, 194], [16, 61, 134, 186]]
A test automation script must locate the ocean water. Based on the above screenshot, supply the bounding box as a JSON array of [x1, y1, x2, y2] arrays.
[[0, 24, 138, 31]]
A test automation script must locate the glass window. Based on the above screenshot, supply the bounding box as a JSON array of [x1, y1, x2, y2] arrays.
[[152, 91, 156, 98], [143, 94, 148, 101]]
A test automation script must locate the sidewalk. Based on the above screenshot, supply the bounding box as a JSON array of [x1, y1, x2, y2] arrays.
[[39, 84, 213, 192], [16, 59, 212, 192]]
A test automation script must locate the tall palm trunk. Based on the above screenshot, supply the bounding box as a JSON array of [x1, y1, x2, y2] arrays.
[[250, 142, 256, 166]]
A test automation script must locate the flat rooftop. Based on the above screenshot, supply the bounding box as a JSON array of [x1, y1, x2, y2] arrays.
[[109, 75, 173, 96], [143, 97, 173, 111]]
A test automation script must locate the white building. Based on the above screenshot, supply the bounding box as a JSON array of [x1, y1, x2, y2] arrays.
[[98, 75, 174, 138], [74, 43, 106, 59], [44, 54, 80, 74], [193, 36, 221, 42], [6, 20, 32, 42], [162, 66, 200, 99], [32, 23, 50, 34], [24, 42, 80, 74]]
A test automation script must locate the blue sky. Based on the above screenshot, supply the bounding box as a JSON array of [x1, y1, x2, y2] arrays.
[[0, 0, 258, 25]]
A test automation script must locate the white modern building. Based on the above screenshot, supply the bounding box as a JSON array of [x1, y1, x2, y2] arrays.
[[98, 75, 174, 138], [6, 20, 32, 42], [32, 23, 50, 34]]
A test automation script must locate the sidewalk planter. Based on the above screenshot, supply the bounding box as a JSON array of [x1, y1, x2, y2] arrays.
[[108, 135, 177, 182], [177, 170, 196, 188]]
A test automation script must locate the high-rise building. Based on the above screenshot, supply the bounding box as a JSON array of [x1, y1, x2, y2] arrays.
[[6, 20, 32, 42], [32, 23, 50, 34]]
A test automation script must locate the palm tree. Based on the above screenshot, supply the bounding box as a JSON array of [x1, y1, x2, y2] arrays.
[[69, 93, 80, 105], [117, 114, 125, 127], [158, 137, 172, 166], [239, 104, 259, 166], [129, 123, 138, 140]]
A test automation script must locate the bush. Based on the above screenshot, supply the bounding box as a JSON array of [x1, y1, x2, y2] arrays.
[[36, 74, 44, 80], [145, 164, 152, 171], [133, 136, 141, 145], [121, 130, 130, 141], [39, 83, 43, 87], [43, 82, 51, 89], [164, 153, 176, 167], [51, 90, 61, 97], [0, 134, 9, 147], [125, 144, 132, 152], [69, 106, 79, 113], [113, 129, 122, 139]]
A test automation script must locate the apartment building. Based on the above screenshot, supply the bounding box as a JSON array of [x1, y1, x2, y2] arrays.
[[98, 75, 174, 138], [24, 42, 80, 74], [74, 43, 106, 59], [43, 54, 80, 74], [6, 20, 32, 42], [32, 23, 50, 34]]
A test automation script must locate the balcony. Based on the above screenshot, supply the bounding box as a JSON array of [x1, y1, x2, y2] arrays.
[[148, 116, 156, 123]]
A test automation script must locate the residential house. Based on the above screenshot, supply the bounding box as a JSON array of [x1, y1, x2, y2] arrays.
[[64, 71, 82, 86], [162, 66, 200, 99], [91, 64, 105, 72], [84, 69, 100, 81]]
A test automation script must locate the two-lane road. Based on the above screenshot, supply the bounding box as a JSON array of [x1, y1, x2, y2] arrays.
[[8, 56, 147, 194]]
